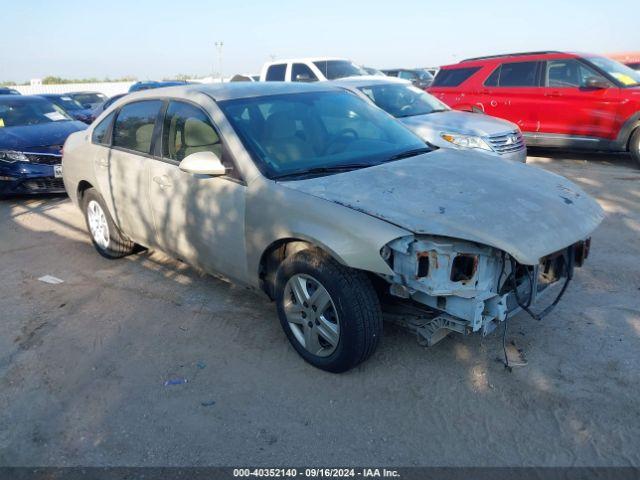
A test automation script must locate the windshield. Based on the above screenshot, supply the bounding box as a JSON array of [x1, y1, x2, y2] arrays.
[[313, 61, 367, 80], [417, 70, 434, 81], [47, 95, 84, 111], [71, 92, 106, 105], [358, 83, 450, 118], [585, 56, 640, 87], [0, 97, 72, 127], [219, 91, 428, 178]]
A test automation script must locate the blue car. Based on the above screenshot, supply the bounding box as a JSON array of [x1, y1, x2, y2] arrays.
[[128, 80, 189, 92], [0, 87, 20, 95], [40, 94, 96, 124], [0, 96, 87, 196]]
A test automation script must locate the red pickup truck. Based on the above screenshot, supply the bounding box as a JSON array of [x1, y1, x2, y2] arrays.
[[428, 51, 640, 166]]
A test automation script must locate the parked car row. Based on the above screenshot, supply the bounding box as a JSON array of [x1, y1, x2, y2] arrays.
[[60, 82, 603, 372], [428, 51, 640, 166]]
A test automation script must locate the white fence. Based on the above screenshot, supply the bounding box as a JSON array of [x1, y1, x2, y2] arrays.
[[8, 81, 134, 97]]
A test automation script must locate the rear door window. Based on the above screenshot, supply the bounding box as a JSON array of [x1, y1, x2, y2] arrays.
[[486, 61, 542, 87], [112, 100, 163, 154], [432, 67, 481, 87], [265, 64, 287, 81], [291, 63, 318, 82], [92, 112, 115, 145]]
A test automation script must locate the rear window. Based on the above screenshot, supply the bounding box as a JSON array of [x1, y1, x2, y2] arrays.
[[432, 67, 480, 87], [265, 64, 286, 81], [484, 61, 542, 87]]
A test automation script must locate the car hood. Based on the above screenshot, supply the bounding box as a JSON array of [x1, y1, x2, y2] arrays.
[[400, 110, 518, 137], [0, 121, 87, 151], [280, 149, 604, 265]]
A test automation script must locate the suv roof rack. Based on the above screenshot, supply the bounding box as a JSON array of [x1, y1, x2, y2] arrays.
[[461, 51, 564, 62]]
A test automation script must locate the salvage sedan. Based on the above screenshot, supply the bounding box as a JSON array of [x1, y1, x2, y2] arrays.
[[0, 96, 87, 196], [61, 83, 603, 372], [335, 77, 527, 163]]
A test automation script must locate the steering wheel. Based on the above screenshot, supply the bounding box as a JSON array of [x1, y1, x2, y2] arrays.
[[324, 128, 359, 155]]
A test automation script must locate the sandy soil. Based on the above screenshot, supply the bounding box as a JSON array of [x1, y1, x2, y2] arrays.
[[0, 152, 639, 467]]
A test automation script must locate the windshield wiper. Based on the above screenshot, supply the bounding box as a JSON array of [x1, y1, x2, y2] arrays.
[[275, 163, 374, 180], [386, 147, 431, 162]]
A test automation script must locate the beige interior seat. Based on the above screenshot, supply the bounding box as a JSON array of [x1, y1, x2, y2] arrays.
[[262, 112, 313, 164], [182, 118, 221, 158]]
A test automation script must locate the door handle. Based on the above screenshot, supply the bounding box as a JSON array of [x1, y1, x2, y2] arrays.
[[545, 90, 562, 97], [96, 158, 108, 168], [152, 175, 172, 189]]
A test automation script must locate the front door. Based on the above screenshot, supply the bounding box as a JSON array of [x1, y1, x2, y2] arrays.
[[147, 100, 247, 281], [537, 59, 622, 140]]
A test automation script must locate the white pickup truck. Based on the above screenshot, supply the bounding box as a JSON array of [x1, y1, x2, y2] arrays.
[[259, 57, 367, 82]]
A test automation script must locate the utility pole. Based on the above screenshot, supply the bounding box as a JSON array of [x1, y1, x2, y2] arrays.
[[215, 41, 224, 83]]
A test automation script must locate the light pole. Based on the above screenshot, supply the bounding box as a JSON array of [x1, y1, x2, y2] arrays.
[[215, 41, 224, 83]]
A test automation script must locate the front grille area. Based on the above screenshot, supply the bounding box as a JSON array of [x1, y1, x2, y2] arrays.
[[21, 178, 65, 192], [486, 130, 525, 154], [24, 153, 62, 165]]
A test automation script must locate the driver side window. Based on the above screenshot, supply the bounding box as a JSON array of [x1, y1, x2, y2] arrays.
[[546, 60, 608, 88], [162, 101, 222, 163]]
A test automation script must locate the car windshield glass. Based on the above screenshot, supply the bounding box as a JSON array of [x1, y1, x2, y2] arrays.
[[358, 84, 449, 118], [50, 95, 84, 111], [586, 56, 640, 87], [72, 93, 105, 104], [313, 61, 367, 80], [219, 91, 428, 179], [0, 98, 72, 127], [417, 70, 434, 81]]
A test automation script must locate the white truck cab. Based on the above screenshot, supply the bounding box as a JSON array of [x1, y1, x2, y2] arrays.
[[259, 57, 367, 82]]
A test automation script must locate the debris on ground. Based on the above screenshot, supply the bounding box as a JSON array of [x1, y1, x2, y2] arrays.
[[201, 400, 216, 407], [38, 275, 64, 284], [163, 378, 188, 387]]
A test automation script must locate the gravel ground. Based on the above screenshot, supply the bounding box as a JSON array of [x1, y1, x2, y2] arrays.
[[0, 152, 639, 467]]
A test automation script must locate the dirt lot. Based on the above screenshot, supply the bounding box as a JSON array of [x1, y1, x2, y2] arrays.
[[1, 152, 639, 467]]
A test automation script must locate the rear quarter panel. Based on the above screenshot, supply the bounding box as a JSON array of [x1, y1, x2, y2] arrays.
[[61, 130, 100, 208]]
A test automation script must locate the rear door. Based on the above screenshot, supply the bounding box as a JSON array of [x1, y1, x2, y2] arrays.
[[147, 100, 247, 279], [108, 99, 163, 246], [481, 60, 544, 133], [537, 58, 622, 139]]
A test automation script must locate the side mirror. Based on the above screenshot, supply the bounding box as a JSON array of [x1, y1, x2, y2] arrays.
[[584, 77, 610, 89], [295, 73, 314, 82], [179, 151, 226, 176]]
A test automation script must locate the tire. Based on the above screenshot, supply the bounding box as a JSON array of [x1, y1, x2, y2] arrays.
[[630, 128, 640, 168], [275, 248, 383, 373], [82, 188, 135, 259]]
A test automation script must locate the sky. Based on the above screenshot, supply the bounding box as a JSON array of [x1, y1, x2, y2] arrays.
[[1, 0, 639, 83]]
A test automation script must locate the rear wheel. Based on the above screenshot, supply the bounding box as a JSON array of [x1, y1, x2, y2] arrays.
[[275, 248, 383, 373], [630, 128, 640, 168], [82, 188, 135, 259]]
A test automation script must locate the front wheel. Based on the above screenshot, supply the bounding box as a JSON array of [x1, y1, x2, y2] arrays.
[[82, 188, 135, 259], [630, 128, 640, 169], [275, 248, 383, 373]]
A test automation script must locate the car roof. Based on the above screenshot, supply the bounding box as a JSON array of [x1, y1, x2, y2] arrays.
[[122, 81, 343, 102], [442, 51, 581, 68], [332, 76, 410, 89], [0, 94, 49, 104], [264, 57, 349, 65]]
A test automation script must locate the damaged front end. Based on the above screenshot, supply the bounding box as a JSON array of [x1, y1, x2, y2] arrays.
[[380, 235, 591, 346]]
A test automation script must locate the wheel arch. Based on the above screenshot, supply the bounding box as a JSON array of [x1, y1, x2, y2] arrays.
[[76, 180, 94, 202], [258, 237, 346, 300]]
